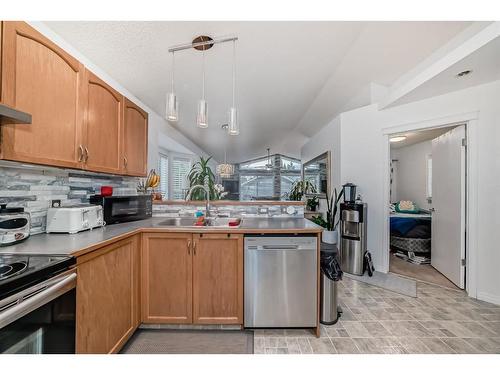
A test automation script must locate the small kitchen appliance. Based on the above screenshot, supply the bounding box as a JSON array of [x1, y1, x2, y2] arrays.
[[0, 205, 31, 246], [89, 194, 152, 225], [342, 182, 357, 203], [339, 202, 367, 275], [46, 204, 104, 234]]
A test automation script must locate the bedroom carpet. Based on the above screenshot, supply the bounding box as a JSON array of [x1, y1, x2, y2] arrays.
[[120, 329, 254, 354]]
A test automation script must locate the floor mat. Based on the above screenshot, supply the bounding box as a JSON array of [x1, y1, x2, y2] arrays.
[[344, 270, 417, 297], [120, 329, 254, 354]]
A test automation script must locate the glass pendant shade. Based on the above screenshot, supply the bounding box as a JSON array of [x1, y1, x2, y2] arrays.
[[216, 163, 234, 178], [228, 107, 239, 135], [166, 92, 178, 122], [197, 99, 208, 128]]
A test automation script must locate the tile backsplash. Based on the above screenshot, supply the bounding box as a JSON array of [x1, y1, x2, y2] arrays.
[[0, 163, 139, 235]]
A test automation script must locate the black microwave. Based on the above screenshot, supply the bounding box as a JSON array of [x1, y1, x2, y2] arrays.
[[89, 194, 152, 225]]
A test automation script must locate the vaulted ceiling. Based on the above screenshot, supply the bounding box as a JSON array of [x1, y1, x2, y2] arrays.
[[45, 21, 471, 162]]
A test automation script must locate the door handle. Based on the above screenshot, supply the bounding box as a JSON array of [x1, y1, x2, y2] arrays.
[[187, 240, 191, 255], [193, 241, 197, 255], [84, 146, 89, 162], [78, 145, 84, 162], [124, 156, 128, 168]]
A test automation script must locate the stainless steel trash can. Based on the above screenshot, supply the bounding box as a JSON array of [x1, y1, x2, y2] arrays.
[[320, 272, 339, 325]]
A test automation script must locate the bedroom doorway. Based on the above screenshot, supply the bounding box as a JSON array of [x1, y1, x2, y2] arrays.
[[388, 124, 467, 290]]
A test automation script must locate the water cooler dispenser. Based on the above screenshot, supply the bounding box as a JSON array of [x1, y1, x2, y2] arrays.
[[339, 183, 367, 275]]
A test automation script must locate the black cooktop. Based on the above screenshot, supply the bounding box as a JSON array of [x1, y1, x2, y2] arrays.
[[0, 254, 75, 300]]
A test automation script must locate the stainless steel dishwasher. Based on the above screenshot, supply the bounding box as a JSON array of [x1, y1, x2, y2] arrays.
[[244, 235, 317, 328]]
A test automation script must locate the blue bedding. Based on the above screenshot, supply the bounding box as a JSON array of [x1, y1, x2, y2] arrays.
[[390, 217, 418, 236]]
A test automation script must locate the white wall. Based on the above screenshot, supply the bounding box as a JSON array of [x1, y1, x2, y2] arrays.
[[301, 116, 341, 215], [29, 22, 214, 173], [339, 79, 500, 304], [391, 140, 432, 209]]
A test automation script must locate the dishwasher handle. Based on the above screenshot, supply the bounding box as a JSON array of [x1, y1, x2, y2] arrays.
[[261, 245, 299, 250]]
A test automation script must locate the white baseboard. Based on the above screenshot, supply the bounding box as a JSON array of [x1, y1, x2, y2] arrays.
[[476, 292, 500, 306]]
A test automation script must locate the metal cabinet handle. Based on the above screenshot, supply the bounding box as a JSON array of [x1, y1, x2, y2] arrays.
[[193, 241, 197, 255], [124, 156, 128, 168], [78, 145, 84, 162], [187, 240, 191, 255], [84, 146, 89, 162]]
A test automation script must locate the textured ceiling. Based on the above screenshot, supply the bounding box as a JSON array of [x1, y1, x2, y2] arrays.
[[45, 21, 471, 162]]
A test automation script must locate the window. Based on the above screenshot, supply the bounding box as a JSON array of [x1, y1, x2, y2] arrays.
[[157, 153, 169, 199], [238, 154, 301, 201], [172, 157, 191, 200]]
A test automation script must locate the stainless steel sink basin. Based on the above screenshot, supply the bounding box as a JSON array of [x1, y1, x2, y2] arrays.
[[157, 217, 242, 228]]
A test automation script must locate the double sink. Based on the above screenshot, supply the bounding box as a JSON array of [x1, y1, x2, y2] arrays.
[[158, 217, 242, 228]]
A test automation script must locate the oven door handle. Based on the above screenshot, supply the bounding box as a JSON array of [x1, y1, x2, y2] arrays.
[[0, 272, 76, 330]]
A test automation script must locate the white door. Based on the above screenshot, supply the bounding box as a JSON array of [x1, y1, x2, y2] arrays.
[[431, 125, 466, 288]]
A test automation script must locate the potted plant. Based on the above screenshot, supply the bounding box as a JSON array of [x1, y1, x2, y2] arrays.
[[288, 180, 316, 201], [322, 187, 344, 244], [306, 195, 319, 212]]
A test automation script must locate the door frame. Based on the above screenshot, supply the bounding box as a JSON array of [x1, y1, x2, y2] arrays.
[[381, 111, 479, 298]]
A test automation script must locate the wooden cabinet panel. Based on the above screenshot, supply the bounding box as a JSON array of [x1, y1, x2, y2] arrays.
[[192, 233, 243, 324], [76, 235, 140, 354], [141, 233, 193, 324], [82, 69, 123, 174], [0, 21, 84, 168], [123, 97, 148, 176]]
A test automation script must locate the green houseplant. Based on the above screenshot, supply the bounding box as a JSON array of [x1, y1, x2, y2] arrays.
[[186, 156, 217, 200], [322, 187, 344, 244], [306, 195, 319, 211], [288, 180, 317, 201]]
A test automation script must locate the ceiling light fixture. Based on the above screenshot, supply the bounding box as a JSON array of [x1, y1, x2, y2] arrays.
[[228, 40, 239, 135], [216, 124, 235, 178], [456, 69, 472, 78], [167, 35, 239, 133], [390, 136, 407, 143], [166, 51, 178, 122]]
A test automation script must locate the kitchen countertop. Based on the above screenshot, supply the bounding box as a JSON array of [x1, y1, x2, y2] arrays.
[[0, 217, 322, 257]]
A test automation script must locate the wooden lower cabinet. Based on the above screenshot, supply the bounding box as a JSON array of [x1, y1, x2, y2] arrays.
[[193, 233, 243, 324], [141, 233, 193, 324], [141, 232, 243, 325], [76, 235, 140, 354]]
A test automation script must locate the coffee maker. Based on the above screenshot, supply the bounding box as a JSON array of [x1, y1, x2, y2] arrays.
[[339, 183, 367, 275]]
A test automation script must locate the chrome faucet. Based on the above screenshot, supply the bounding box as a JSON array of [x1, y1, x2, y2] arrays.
[[185, 176, 211, 217]]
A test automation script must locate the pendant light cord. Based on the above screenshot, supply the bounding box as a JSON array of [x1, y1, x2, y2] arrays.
[[232, 40, 236, 107], [171, 51, 175, 92], [202, 48, 206, 100]]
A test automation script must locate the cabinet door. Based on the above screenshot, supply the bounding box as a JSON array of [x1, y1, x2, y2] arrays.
[[193, 233, 243, 324], [1, 21, 84, 168], [82, 69, 123, 174], [76, 235, 140, 354], [141, 233, 193, 323], [123, 98, 148, 176]]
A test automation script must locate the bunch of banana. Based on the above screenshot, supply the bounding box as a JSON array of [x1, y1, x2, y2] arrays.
[[146, 169, 160, 189]]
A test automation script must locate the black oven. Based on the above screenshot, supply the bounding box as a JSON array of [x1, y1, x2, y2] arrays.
[[0, 270, 76, 354], [89, 194, 152, 225]]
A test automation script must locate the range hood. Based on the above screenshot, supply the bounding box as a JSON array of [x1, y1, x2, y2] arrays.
[[0, 103, 32, 124]]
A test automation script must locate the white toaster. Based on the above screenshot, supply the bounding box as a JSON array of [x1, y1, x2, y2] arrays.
[[46, 204, 104, 234]]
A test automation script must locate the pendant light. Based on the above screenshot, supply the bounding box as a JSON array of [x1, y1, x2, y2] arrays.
[[216, 124, 235, 178], [166, 51, 178, 122], [228, 40, 239, 135], [196, 48, 208, 128]]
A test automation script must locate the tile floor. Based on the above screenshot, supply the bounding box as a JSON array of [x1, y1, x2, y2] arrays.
[[253, 277, 500, 354]]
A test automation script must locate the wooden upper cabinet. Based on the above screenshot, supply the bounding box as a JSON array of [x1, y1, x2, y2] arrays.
[[141, 233, 193, 324], [123, 97, 148, 176], [76, 235, 140, 354], [192, 233, 243, 325], [0, 21, 84, 168], [81, 69, 124, 174]]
